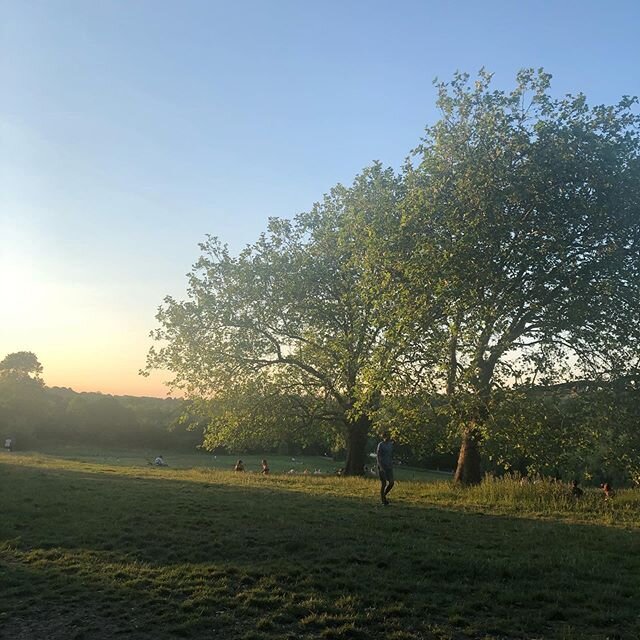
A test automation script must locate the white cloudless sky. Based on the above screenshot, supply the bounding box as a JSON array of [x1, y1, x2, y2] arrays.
[[1, 0, 639, 395]]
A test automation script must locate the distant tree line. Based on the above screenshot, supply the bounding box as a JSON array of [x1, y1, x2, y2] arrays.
[[0, 351, 195, 451], [2, 351, 639, 484]]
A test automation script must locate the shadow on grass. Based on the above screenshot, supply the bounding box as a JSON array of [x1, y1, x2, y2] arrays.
[[1, 461, 638, 640]]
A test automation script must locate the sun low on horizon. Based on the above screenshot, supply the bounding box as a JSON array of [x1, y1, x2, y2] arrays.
[[0, 225, 175, 398]]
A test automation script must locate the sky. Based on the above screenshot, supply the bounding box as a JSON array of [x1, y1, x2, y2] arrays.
[[1, 0, 639, 397]]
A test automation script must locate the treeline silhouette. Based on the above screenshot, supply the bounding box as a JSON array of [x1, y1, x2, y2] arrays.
[[0, 352, 196, 451], [1, 352, 638, 486]]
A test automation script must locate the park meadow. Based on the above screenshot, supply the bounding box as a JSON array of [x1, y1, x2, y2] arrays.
[[1, 449, 638, 640]]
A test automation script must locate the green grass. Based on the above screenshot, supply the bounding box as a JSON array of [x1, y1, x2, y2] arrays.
[[1, 450, 638, 639], [27, 445, 450, 482]]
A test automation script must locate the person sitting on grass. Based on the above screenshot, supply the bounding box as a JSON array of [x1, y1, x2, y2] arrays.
[[571, 480, 583, 498], [234, 459, 245, 472], [261, 459, 270, 475], [154, 455, 168, 467]]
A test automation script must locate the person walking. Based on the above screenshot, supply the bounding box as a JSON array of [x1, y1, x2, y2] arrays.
[[376, 431, 394, 506]]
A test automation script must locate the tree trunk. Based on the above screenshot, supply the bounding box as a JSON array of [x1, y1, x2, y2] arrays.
[[454, 427, 482, 485], [344, 414, 371, 476], [453, 358, 493, 485]]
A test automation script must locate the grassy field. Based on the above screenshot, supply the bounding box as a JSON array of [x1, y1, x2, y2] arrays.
[[1, 450, 638, 640], [28, 446, 452, 482]]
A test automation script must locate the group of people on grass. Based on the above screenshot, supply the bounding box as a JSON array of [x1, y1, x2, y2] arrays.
[[152, 429, 617, 506], [152, 433, 397, 506], [574, 480, 616, 500], [235, 459, 325, 476], [524, 477, 616, 500], [234, 458, 270, 475]]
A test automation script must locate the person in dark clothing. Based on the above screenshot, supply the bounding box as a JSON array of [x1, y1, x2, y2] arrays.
[[571, 480, 583, 498], [376, 431, 394, 505]]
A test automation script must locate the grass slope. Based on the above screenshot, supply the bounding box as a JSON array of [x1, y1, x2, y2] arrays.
[[1, 451, 638, 640], [30, 447, 450, 482]]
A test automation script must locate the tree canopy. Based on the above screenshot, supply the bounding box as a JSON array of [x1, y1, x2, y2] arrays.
[[0, 351, 44, 382], [147, 69, 640, 481], [391, 69, 640, 482], [146, 165, 405, 473]]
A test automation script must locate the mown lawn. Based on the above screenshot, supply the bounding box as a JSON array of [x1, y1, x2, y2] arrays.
[[1, 451, 638, 639]]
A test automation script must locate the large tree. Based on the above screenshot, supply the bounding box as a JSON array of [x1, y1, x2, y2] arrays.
[[395, 69, 640, 483], [145, 165, 404, 474]]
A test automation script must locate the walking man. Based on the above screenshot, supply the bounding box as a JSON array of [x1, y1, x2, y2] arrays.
[[377, 431, 394, 505]]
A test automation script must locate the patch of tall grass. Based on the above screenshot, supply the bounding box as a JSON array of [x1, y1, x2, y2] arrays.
[[458, 474, 639, 526]]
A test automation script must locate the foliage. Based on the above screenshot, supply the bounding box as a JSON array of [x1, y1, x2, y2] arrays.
[[146, 69, 640, 481], [64, 394, 140, 446], [0, 351, 44, 382], [373, 392, 457, 466], [183, 380, 339, 455], [145, 164, 405, 473], [462, 383, 640, 485], [553, 384, 640, 485], [0, 372, 50, 447], [0, 351, 187, 451], [389, 68, 640, 482]]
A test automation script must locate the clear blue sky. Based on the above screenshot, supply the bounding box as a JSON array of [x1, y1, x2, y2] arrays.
[[1, 0, 639, 395]]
